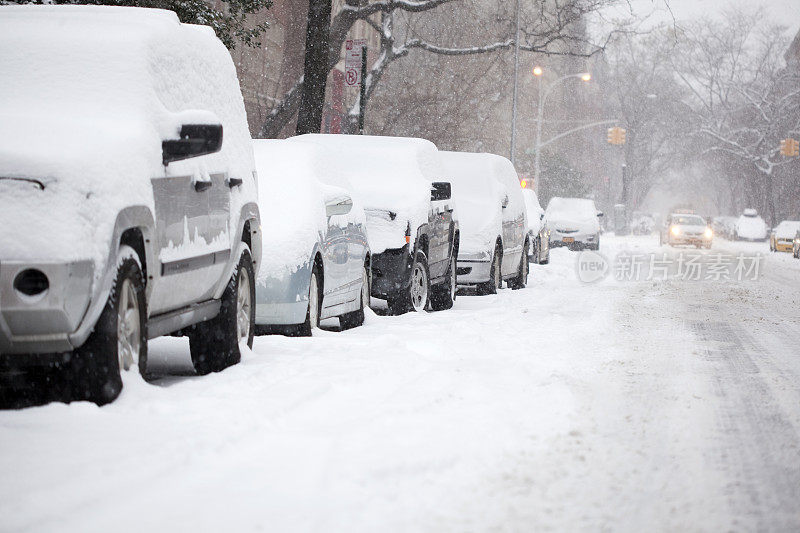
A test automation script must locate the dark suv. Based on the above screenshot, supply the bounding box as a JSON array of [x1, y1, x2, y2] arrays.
[[292, 135, 459, 315]]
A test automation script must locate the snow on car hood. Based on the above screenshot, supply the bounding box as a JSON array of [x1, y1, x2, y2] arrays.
[[0, 7, 256, 278], [290, 135, 438, 253], [440, 151, 505, 254], [774, 221, 800, 239], [252, 140, 366, 282], [735, 214, 768, 239], [545, 198, 600, 234]]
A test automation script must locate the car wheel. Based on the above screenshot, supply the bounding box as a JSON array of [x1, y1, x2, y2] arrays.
[[476, 247, 501, 295], [388, 250, 430, 314], [429, 254, 456, 311], [189, 247, 255, 375], [71, 245, 147, 405], [509, 240, 529, 290], [340, 261, 369, 329]]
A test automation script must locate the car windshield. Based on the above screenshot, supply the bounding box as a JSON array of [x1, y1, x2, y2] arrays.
[[672, 215, 705, 226]]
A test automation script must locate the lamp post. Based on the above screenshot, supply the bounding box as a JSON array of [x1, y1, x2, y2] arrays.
[[510, 0, 521, 164], [532, 67, 591, 193]]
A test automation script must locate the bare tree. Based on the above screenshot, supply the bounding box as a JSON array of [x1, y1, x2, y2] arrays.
[[673, 9, 800, 223], [297, 0, 333, 134], [258, 0, 622, 139]]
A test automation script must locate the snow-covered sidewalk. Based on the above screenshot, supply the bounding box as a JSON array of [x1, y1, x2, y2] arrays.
[[1, 236, 799, 532]]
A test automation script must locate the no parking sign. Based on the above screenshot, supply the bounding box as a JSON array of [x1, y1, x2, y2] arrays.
[[345, 38, 367, 87]]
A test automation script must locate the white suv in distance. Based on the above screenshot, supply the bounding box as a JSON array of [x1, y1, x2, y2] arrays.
[[0, 7, 261, 404]]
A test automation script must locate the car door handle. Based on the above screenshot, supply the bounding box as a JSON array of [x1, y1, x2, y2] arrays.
[[194, 181, 213, 192], [226, 178, 243, 188]]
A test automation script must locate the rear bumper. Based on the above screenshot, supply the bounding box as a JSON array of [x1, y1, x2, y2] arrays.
[[456, 259, 492, 285], [0, 260, 94, 355], [550, 233, 596, 249], [371, 246, 413, 298]]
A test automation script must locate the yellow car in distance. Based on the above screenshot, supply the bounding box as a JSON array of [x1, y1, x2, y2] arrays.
[[769, 221, 800, 253]]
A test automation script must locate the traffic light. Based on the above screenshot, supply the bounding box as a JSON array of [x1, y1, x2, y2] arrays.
[[780, 138, 799, 157], [607, 127, 627, 145]]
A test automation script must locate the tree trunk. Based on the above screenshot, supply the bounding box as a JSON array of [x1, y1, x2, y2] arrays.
[[296, 0, 332, 136]]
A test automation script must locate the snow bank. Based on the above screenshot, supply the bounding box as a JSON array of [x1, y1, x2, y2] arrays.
[[440, 151, 506, 254], [290, 135, 441, 253], [252, 140, 365, 281], [0, 6, 255, 279]]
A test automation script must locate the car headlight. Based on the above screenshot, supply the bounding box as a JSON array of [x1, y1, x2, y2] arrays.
[[704, 228, 713, 239], [671, 226, 680, 236]]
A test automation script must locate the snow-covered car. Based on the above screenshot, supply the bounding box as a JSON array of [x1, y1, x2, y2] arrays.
[[292, 135, 459, 315], [252, 140, 370, 335], [0, 7, 261, 404], [712, 216, 737, 240], [439, 152, 529, 294], [660, 213, 712, 248], [522, 188, 550, 264], [769, 221, 800, 253], [546, 197, 603, 250], [734, 209, 768, 241]]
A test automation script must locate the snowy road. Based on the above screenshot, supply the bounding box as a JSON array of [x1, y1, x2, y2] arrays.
[[2, 235, 800, 532]]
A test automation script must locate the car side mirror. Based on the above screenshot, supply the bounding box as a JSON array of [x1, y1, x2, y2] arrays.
[[597, 211, 604, 217], [162, 124, 223, 165], [501, 194, 509, 209], [431, 182, 451, 201], [325, 194, 353, 217]]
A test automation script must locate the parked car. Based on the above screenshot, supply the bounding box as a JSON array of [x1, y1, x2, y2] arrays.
[[660, 213, 712, 248], [734, 209, 768, 241], [252, 140, 370, 335], [712, 216, 737, 240], [293, 135, 459, 315], [769, 221, 800, 253], [440, 151, 529, 294], [546, 198, 603, 250], [0, 7, 261, 404], [522, 188, 550, 264]]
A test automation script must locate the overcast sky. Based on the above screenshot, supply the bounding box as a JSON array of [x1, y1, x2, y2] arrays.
[[597, 0, 800, 40]]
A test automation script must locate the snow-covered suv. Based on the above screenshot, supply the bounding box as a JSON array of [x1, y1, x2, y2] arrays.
[[0, 7, 261, 404]]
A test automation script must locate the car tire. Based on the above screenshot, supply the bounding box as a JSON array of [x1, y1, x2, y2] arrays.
[[476, 247, 501, 295], [509, 240, 529, 290], [296, 264, 322, 336], [340, 262, 369, 330], [71, 245, 147, 405], [387, 250, 430, 315], [429, 254, 456, 311], [188, 247, 255, 375]]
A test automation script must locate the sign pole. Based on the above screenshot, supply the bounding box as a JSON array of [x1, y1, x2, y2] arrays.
[[358, 46, 367, 135]]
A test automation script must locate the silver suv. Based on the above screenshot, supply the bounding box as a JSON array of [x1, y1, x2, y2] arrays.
[[0, 7, 261, 404]]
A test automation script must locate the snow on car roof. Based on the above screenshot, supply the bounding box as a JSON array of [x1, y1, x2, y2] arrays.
[[0, 5, 254, 271], [289, 134, 437, 253], [546, 197, 597, 217], [775, 220, 800, 238]]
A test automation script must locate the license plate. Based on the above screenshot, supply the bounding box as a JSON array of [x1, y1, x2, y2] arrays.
[[563, 237, 575, 243]]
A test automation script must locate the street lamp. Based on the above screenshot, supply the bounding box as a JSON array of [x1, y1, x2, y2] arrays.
[[532, 67, 591, 193]]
